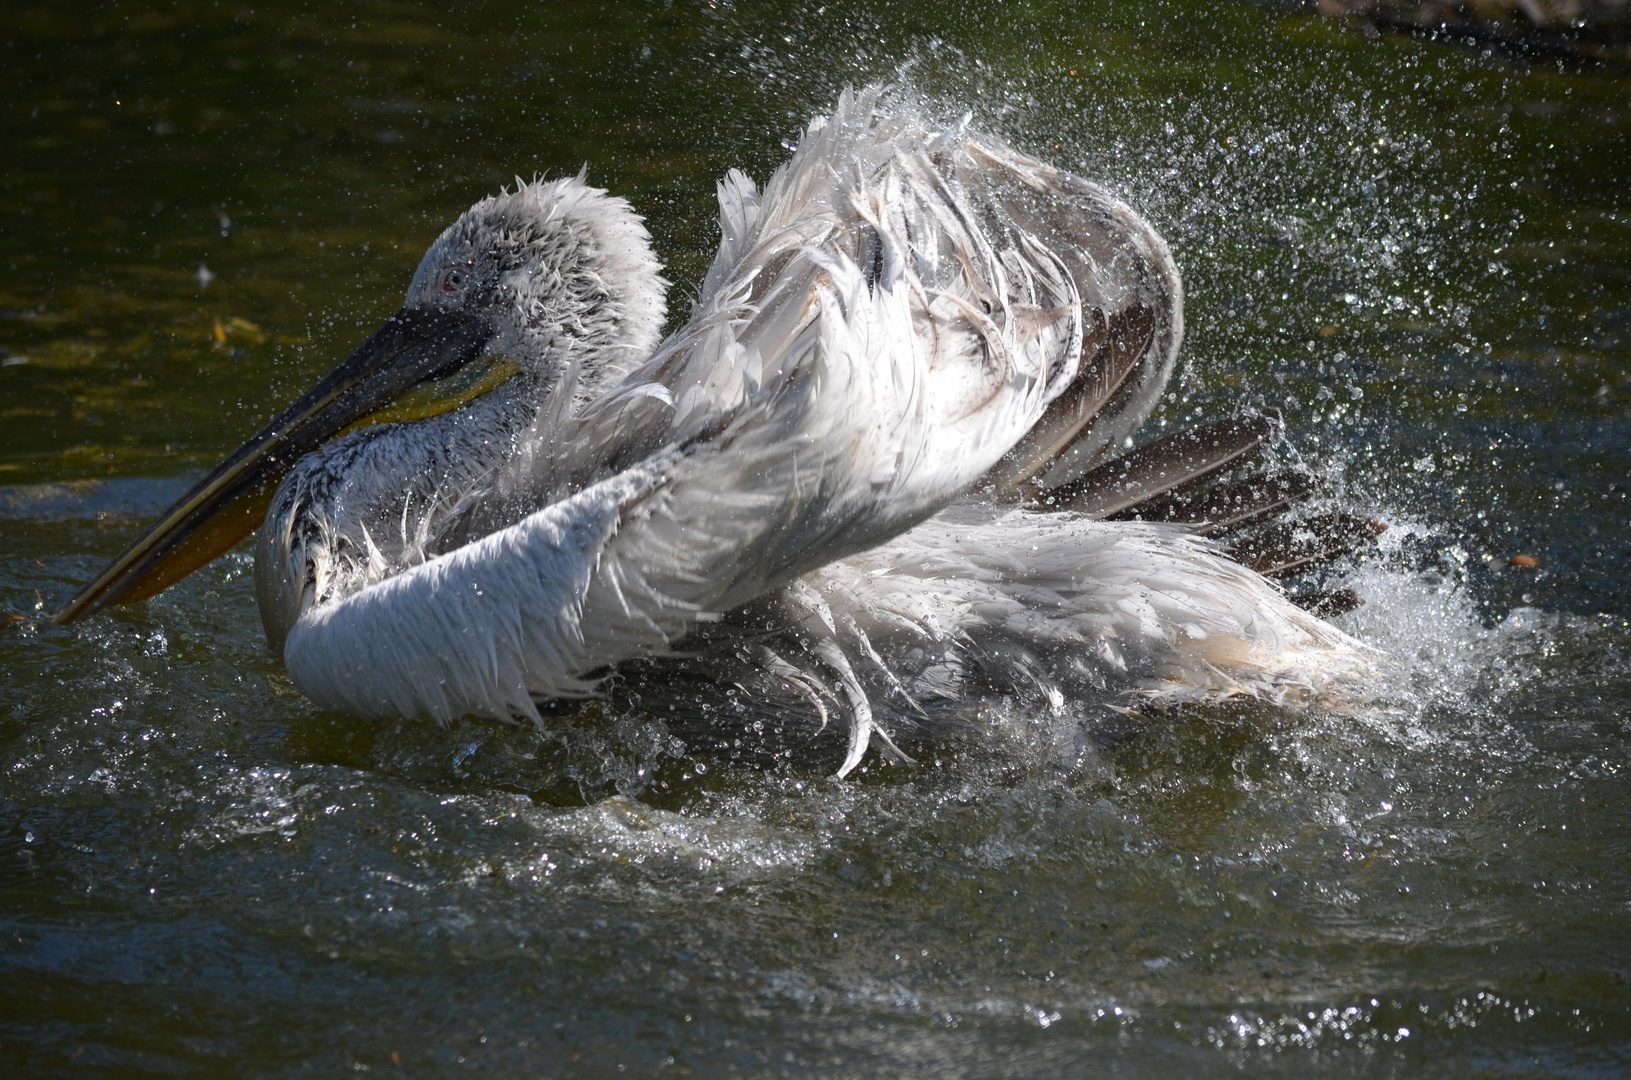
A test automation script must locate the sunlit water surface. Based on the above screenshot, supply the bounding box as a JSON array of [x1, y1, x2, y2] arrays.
[[2, 2, 1628, 1075]]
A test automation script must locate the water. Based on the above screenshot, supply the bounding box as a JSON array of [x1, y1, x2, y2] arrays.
[[3, 1, 1629, 1074]]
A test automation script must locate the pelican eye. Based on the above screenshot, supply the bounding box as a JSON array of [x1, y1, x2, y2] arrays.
[[441, 268, 467, 293]]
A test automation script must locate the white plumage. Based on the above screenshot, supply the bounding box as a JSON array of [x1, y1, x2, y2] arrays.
[[142, 89, 1376, 775]]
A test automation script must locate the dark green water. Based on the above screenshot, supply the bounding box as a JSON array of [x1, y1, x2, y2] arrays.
[[3, 1, 1629, 1075]]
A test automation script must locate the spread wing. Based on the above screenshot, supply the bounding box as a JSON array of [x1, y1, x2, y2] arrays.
[[964, 145, 1183, 491]]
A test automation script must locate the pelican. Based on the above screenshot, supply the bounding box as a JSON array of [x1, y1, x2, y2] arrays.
[[58, 89, 1375, 776]]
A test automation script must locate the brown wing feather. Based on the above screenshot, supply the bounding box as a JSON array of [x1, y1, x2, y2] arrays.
[[1035, 409, 1282, 519], [983, 302, 1157, 489], [1288, 588, 1365, 617], [1225, 512, 1389, 579], [1111, 468, 1325, 537]]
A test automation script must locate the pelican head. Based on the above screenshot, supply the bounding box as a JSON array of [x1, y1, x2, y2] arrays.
[[404, 174, 668, 406], [55, 174, 666, 627]]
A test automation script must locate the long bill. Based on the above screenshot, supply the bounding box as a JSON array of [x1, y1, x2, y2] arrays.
[[54, 306, 499, 625]]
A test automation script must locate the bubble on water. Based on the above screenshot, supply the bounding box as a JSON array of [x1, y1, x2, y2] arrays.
[[513, 794, 813, 886], [188, 766, 304, 844]]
